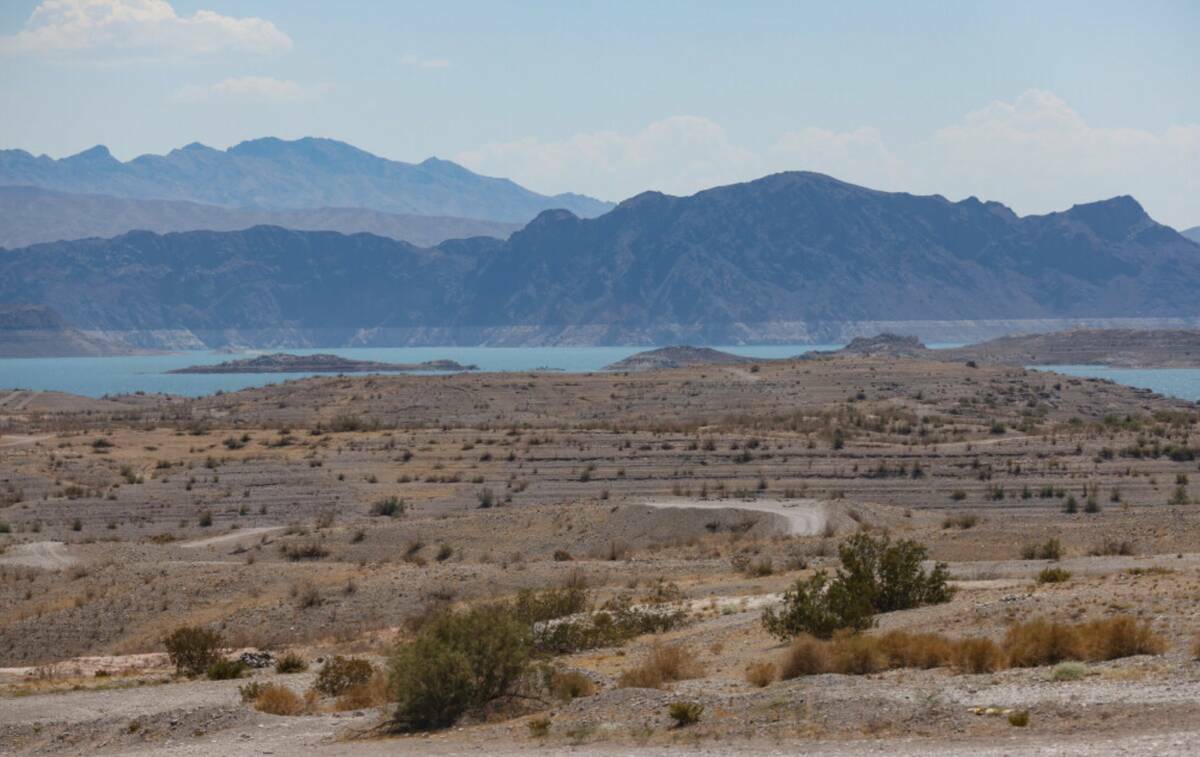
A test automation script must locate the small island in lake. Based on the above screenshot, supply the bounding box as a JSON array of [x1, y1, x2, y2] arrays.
[[168, 353, 478, 374]]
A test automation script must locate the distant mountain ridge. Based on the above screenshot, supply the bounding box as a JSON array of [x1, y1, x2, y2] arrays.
[[0, 186, 521, 248], [1183, 226, 1200, 244], [0, 137, 612, 223], [1, 171, 1198, 351]]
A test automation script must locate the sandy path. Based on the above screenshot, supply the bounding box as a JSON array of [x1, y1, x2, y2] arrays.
[[0, 541, 77, 569], [178, 526, 284, 549], [0, 433, 53, 448], [642, 497, 827, 536]]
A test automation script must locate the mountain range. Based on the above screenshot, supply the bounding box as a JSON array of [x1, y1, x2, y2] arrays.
[[0, 137, 612, 223], [1183, 226, 1200, 244], [2, 171, 1197, 351], [0, 186, 520, 249]]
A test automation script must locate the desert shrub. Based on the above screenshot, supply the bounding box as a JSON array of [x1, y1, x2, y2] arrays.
[[163, 626, 224, 677], [281, 541, 329, 561], [828, 632, 887, 675], [527, 716, 552, 738], [778, 634, 831, 679], [335, 671, 391, 711], [668, 701, 703, 727], [388, 603, 531, 731], [275, 652, 308, 674], [1090, 539, 1135, 556], [762, 533, 950, 640], [762, 572, 874, 640], [1008, 710, 1030, 727], [942, 513, 979, 529], [313, 656, 375, 697], [549, 669, 596, 701], [877, 630, 954, 669], [253, 683, 305, 716], [617, 642, 703, 689], [1051, 661, 1087, 681], [531, 594, 685, 654], [1021, 538, 1063, 561], [744, 661, 776, 687], [238, 681, 266, 703], [1036, 567, 1072, 584], [512, 586, 590, 626], [1003, 618, 1082, 667], [205, 658, 248, 680], [951, 637, 1005, 673], [1004, 615, 1164, 667], [370, 496, 406, 517], [1078, 616, 1165, 660]]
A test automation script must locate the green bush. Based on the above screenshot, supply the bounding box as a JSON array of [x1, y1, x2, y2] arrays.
[[313, 656, 375, 696], [370, 496, 406, 517], [1036, 567, 1071, 584], [275, 652, 308, 674], [163, 626, 225, 677], [512, 586, 590, 625], [762, 533, 951, 640], [389, 604, 531, 731], [531, 594, 685, 654], [668, 701, 704, 727], [238, 681, 266, 703], [206, 658, 248, 680]]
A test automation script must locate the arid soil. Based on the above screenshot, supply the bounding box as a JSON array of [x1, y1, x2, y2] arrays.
[[2, 355, 1200, 755]]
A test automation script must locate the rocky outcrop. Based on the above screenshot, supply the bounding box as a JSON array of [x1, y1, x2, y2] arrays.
[[604, 346, 758, 371], [168, 353, 477, 374]]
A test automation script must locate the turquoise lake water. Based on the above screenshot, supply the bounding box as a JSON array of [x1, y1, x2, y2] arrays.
[[0, 345, 839, 398], [1033, 366, 1200, 403], [0, 347, 1197, 402]]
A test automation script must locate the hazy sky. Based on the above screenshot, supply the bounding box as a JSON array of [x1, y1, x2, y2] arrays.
[[1, 0, 1197, 226]]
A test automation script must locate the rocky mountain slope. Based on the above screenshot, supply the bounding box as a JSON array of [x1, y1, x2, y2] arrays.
[[0, 186, 521, 248], [0, 138, 612, 223], [1, 172, 1198, 349], [0, 304, 144, 357]]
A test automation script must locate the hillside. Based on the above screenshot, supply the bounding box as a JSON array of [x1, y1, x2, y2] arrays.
[[0, 186, 521, 248], [0, 138, 612, 223], [1183, 226, 1200, 244], [939, 329, 1200, 368], [604, 346, 757, 371], [0, 304, 144, 357], [1, 172, 1198, 349]]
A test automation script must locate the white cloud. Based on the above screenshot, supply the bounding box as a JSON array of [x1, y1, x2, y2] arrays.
[[457, 116, 762, 200], [918, 89, 1199, 225], [0, 0, 292, 62], [457, 91, 1199, 228], [171, 76, 329, 104], [400, 53, 450, 69]]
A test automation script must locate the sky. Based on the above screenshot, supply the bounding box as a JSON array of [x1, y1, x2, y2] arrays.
[[0, 0, 1197, 227]]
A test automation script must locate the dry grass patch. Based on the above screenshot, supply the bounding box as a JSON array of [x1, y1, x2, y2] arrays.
[[744, 661, 776, 687], [617, 642, 704, 689], [951, 637, 1006, 673], [334, 671, 391, 711], [1003, 615, 1164, 667], [253, 683, 306, 716]]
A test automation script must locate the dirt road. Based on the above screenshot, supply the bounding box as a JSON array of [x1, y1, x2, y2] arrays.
[[642, 497, 827, 536], [0, 541, 77, 569]]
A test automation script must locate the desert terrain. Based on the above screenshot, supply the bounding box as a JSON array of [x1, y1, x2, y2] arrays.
[[2, 355, 1200, 755]]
